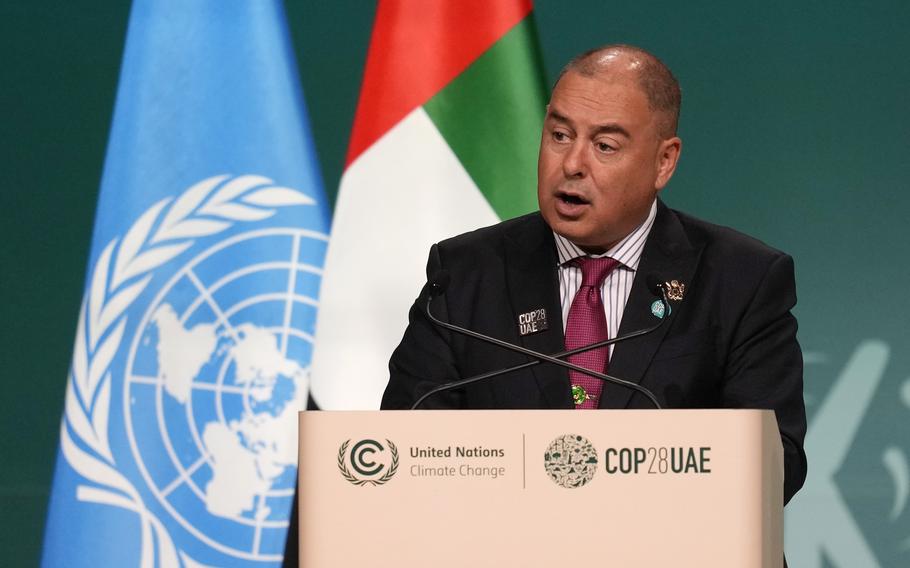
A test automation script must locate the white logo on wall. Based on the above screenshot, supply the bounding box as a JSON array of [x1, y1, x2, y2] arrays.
[[61, 175, 327, 566], [786, 340, 910, 567]]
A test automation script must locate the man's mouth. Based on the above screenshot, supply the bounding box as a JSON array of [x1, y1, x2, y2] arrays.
[[557, 191, 589, 205]]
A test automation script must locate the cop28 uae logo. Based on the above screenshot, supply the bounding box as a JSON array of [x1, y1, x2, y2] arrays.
[[544, 434, 598, 488], [337, 439, 399, 486]]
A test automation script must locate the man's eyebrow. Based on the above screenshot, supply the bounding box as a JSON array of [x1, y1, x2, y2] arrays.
[[592, 123, 631, 139], [546, 110, 572, 124], [545, 110, 631, 139]]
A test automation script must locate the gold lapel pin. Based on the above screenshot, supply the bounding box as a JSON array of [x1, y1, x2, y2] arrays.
[[664, 279, 686, 302]]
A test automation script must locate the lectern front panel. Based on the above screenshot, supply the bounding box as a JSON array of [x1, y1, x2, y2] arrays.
[[298, 409, 782, 568]]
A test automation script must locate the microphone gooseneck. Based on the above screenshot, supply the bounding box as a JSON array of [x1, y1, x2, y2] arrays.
[[409, 273, 669, 410]]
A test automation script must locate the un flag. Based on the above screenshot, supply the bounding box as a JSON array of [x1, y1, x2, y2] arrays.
[[41, 2, 329, 566]]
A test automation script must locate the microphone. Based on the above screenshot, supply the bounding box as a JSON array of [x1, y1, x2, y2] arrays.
[[410, 272, 668, 410], [645, 273, 665, 298], [430, 269, 450, 296]]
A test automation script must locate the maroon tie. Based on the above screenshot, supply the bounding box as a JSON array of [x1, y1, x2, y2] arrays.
[[565, 257, 619, 408]]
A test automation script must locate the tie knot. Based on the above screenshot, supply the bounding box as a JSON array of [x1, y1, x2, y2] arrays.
[[573, 257, 619, 287]]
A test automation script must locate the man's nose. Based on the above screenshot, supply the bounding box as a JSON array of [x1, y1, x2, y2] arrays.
[[562, 141, 587, 179]]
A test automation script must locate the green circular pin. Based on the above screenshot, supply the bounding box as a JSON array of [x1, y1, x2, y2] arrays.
[[651, 299, 668, 319]]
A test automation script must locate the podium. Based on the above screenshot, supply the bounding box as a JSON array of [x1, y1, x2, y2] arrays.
[[298, 409, 783, 567]]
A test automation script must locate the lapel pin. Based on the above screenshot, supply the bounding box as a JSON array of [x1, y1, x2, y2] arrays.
[[517, 308, 549, 336], [650, 299, 668, 319], [664, 279, 686, 302]]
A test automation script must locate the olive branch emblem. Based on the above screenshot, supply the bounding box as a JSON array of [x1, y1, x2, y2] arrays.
[[60, 174, 317, 567], [337, 439, 399, 486]]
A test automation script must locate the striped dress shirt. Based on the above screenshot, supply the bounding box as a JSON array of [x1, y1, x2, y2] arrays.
[[553, 200, 657, 359]]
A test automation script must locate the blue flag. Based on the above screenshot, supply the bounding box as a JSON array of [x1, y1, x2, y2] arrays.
[[42, 2, 328, 566]]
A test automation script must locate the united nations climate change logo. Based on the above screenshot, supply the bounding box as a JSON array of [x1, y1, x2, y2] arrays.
[[61, 174, 327, 565], [544, 434, 598, 488], [337, 439, 399, 486]]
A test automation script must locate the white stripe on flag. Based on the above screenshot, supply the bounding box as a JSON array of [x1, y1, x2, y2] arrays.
[[310, 107, 499, 409]]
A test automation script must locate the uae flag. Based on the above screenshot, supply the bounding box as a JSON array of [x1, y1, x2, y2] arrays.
[[309, 1, 548, 410]]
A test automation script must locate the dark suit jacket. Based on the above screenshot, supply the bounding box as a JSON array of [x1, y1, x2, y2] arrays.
[[381, 200, 808, 504]]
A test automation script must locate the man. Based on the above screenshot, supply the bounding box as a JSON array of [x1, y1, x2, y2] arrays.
[[381, 45, 807, 504]]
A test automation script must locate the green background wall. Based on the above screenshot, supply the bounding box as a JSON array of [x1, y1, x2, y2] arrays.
[[2, 1, 908, 565]]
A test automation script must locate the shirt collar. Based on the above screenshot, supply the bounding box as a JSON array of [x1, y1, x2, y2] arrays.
[[552, 199, 657, 270]]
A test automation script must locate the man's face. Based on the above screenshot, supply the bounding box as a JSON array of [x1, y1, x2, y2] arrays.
[[537, 69, 680, 253]]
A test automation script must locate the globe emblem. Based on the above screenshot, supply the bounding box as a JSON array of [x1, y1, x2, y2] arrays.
[[124, 227, 327, 562], [544, 434, 598, 488]]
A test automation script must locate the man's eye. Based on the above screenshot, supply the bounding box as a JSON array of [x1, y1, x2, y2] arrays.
[[552, 131, 569, 142], [596, 141, 615, 153]]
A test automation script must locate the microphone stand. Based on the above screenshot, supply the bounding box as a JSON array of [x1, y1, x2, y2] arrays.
[[410, 284, 669, 410]]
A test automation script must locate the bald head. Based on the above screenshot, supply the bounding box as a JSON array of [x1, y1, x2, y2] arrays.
[[556, 45, 681, 138]]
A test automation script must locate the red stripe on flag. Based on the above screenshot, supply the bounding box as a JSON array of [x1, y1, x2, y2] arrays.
[[345, 0, 533, 166]]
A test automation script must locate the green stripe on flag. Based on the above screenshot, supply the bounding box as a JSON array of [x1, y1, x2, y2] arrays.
[[424, 16, 547, 221]]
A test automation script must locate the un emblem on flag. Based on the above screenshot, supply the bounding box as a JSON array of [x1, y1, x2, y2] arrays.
[[126, 227, 326, 558], [61, 175, 328, 564]]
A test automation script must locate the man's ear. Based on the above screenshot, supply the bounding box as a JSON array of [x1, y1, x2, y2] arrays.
[[655, 137, 682, 191]]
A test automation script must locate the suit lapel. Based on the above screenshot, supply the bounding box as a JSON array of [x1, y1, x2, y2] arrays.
[[600, 201, 703, 409], [503, 214, 573, 408]]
